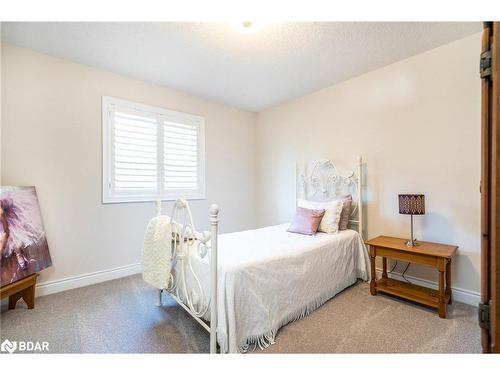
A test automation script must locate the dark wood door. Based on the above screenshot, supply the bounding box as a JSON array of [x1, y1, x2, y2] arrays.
[[481, 21, 500, 354]]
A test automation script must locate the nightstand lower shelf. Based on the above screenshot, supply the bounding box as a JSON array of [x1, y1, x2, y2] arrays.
[[376, 277, 450, 309]]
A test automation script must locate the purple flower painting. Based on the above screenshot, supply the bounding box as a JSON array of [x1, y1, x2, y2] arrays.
[[0, 186, 52, 287]]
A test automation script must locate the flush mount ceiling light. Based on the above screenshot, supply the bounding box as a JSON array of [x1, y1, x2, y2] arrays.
[[231, 21, 266, 34]]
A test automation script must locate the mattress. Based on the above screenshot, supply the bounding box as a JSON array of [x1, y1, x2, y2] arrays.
[[172, 223, 370, 353]]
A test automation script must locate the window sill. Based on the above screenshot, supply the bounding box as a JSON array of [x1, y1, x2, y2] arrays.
[[102, 196, 206, 204]]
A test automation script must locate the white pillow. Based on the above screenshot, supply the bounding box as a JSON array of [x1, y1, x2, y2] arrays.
[[297, 199, 343, 234]]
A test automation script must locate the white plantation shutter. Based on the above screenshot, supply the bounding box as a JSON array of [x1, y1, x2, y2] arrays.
[[102, 97, 205, 203], [112, 111, 158, 195], [163, 121, 199, 191]]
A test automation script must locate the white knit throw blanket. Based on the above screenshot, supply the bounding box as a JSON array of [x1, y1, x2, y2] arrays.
[[141, 215, 173, 290]]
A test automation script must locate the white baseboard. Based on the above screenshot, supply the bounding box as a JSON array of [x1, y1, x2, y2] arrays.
[[375, 268, 479, 306], [35, 263, 141, 297]]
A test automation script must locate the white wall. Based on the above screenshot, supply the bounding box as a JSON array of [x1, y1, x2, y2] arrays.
[[256, 33, 481, 296], [1, 44, 257, 290]]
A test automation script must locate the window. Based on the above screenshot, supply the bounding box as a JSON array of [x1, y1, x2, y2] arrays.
[[102, 97, 205, 203]]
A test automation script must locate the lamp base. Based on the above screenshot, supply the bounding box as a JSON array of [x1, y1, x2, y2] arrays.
[[406, 239, 420, 247]]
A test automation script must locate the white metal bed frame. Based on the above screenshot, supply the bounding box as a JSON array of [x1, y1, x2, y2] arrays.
[[154, 199, 219, 353], [152, 157, 364, 354]]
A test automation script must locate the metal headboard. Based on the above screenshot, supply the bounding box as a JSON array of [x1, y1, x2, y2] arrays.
[[296, 156, 364, 239]]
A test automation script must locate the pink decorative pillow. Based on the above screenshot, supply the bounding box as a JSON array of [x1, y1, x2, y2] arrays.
[[339, 195, 353, 231], [287, 207, 325, 235]]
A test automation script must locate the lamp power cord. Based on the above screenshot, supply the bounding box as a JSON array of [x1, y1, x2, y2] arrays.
[[387, 260, 412, 284]]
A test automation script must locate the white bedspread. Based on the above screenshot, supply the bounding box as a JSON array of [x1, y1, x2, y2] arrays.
[[181, 224, 370, 353]]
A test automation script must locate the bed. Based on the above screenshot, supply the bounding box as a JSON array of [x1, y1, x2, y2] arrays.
[[142, 157, 370, 353]]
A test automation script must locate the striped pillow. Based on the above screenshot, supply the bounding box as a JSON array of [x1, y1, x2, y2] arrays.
[[338, 195, 353, 230]]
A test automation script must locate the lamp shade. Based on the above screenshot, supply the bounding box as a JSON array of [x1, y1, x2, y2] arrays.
[[398, 194, 425, 215]]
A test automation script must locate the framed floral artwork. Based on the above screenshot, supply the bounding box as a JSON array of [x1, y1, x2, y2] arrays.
[[0, 186, 52, 287]]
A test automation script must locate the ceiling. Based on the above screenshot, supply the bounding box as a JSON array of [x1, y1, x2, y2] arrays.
[[1, 22, 481, 111]]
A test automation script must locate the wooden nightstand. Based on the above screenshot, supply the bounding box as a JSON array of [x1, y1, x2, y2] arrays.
[[365, 236, 458, 318]]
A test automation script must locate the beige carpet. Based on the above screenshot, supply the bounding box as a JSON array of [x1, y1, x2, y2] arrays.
[[0, 274, 481, 353]]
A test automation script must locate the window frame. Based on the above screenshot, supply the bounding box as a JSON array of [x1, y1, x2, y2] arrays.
[[102, 96, 206, 204]]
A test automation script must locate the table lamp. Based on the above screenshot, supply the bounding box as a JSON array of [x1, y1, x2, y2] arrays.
[[398, 194, 425, 246]]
